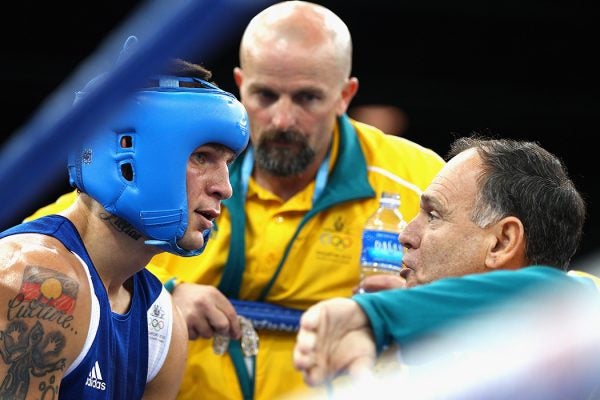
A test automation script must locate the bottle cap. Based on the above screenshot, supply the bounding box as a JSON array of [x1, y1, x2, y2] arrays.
[[381, 192, 400, 200], [380, 192, 401, 206]]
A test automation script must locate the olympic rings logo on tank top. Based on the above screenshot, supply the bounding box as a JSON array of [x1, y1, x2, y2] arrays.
[[149, 317, 165, 331]]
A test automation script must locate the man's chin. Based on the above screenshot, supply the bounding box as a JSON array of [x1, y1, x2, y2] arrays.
[[401, 270, 418, 288], [177, 236, 204, 252]]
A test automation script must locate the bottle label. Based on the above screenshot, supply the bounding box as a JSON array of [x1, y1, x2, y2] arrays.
[[360, 229, 403, 269]]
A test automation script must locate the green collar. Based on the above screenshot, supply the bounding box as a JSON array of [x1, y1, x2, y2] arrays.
[[218, 114, 375, 298]]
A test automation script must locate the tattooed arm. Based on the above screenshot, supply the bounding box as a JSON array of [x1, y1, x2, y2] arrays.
[[0, 233, 90, 400]]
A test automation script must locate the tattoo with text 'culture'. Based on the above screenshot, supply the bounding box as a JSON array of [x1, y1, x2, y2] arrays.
[[1, 266, 76, 399], [7, 266, 79, 332]]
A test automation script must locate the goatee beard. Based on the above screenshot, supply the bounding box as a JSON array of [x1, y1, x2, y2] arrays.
[[254, 130, 315, 177]]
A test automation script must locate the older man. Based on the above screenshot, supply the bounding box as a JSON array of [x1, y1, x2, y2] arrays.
[[293, 137, 599, 395]]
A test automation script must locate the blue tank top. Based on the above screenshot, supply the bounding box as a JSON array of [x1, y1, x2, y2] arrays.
[[0, 215, 174, 399]]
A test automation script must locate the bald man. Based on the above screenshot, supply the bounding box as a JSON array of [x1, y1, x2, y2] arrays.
[[25, 2, 445, 399]]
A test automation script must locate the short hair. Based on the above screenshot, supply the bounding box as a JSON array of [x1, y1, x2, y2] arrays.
[[162, 58, 213, 81], [448, 135, 586, 270], [142, 58, 215, 89]]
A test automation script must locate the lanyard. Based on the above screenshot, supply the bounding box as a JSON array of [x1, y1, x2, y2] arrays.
[[239, 145, 331, 204], [232, 144, 332, 397]]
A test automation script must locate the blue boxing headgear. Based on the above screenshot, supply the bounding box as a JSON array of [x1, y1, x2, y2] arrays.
[[68, 76, 249, 256]]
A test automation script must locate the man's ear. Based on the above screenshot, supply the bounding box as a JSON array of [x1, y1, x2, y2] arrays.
[[336, 77, 359, 116], [485, 216, 527, 270], [233, 67, 243, 89]]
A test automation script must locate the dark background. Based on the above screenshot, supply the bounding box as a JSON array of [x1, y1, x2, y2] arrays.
[[1, 1, 597, 268]]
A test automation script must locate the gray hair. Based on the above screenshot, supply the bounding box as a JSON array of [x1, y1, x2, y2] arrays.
[[448, 135, 586, 270]]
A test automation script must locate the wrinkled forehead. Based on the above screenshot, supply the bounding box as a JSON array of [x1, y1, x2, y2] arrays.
[[426, 149, 483, 207]]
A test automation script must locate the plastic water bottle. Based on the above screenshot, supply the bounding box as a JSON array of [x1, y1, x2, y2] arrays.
[[359, 192, 407, 293]]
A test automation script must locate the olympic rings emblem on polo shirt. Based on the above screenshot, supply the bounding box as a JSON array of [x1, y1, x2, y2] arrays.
[[319, 232, 352, 249]]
